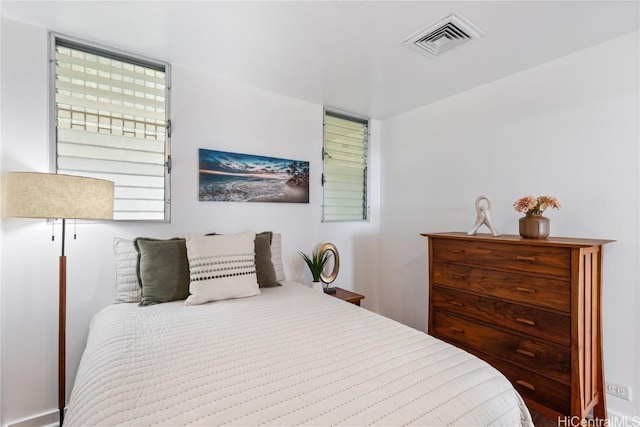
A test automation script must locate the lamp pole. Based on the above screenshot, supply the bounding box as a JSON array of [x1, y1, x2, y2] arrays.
[[58, 218, 67, 426]]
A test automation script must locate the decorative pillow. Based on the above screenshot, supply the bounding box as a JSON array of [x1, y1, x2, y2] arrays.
[[113, 238, 142, 303], [255, 231, 280, 288], [185, 233, 260, 305], [271, 233, 286, 282], [134, 238, 190, 306]]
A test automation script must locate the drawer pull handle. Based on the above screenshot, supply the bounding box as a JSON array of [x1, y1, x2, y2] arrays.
[[516, 380, 536, 391], [515, 287, 536, 294], [449, 327, 463, 333], [516, 255, 537, 262], [515, 317, 536, 326], [450, 249, 465, 254], [450, 301, 464, 307], [451, 275, 465, 281], [516, 349, 536, 358]]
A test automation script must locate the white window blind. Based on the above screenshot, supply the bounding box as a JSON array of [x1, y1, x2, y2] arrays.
[[52, 35, 170, 221], [322, 110, 368, 221]]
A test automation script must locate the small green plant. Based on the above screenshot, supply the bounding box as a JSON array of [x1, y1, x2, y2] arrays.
[[299, 249, 330, 282]]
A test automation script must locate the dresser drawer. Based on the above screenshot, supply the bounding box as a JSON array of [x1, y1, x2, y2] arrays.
[[431, 239, 571, 278], [432, 261, 570, 312], [431, 285, 570, 346], [477, 351, 571, 416], [432, 311, 570, 384]]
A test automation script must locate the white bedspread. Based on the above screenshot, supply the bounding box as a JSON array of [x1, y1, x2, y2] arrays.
[[66, 282, 533, 426]]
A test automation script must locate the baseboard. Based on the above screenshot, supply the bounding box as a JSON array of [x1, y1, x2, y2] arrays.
[[6, 409, 59, 427]]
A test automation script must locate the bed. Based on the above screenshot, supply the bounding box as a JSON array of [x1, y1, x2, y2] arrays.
[[65, 281, 533, 426]]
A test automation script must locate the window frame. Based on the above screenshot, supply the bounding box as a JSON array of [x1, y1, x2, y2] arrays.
[[321, 108, 370, 222], [48, 32, 172, 222]]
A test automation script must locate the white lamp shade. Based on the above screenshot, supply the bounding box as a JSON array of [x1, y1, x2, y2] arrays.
[[4, 172, 114, 220]]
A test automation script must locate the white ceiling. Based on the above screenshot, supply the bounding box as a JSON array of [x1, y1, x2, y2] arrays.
[[2, 1, 639, 120]]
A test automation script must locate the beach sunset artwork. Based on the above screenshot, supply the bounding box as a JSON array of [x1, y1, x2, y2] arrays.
[[199, 149, 310, 203]]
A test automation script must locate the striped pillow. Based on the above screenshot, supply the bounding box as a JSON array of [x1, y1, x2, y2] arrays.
[[185, 233, 260, 305], [113, 238, 142, 303], [271, 233, 286, 282]]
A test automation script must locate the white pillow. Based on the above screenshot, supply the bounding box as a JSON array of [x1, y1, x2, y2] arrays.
[[185, 233, 260, 305], [113, 238, 142, 303], [271, 233, 285, 282]]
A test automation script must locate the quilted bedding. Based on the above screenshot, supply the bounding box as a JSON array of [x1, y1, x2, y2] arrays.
[[66, 282, 533, 426]]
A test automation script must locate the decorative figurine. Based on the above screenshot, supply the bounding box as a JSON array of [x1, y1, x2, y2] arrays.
[[467, 195, 500, 237]]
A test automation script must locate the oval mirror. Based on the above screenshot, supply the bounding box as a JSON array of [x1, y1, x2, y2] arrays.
[[319, 243, 340, 284]]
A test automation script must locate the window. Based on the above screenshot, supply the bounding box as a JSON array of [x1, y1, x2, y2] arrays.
[[322, 110, 369, 221], [51, 34, 171, 221]]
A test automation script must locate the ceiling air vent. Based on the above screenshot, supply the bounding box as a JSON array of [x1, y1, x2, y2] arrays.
[[403, 12, 484, 58]]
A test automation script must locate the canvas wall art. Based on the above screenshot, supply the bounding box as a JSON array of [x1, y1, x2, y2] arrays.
[[199, 149, 310, 203]]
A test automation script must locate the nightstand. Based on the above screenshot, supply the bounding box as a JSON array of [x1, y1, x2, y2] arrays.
[[328, 287, 365, 306]]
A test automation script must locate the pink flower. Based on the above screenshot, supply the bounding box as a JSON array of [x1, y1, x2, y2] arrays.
[[513, 196, 537, 213], [513, 195, 561, 215], [539, 196, 561, 211]]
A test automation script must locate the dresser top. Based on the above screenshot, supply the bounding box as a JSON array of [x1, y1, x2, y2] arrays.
[[421, 232, 615, 247]]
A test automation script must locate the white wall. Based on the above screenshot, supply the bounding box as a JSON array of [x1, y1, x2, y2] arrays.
[[0, 18, 380, 425], [379, 31, 640, 418]]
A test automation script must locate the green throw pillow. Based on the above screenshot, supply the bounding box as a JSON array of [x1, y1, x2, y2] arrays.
[[134, 237, 190, 306], [255, 231, 280, 288]]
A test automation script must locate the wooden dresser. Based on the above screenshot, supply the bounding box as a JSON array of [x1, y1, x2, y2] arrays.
[[422, 232, 613, 422]]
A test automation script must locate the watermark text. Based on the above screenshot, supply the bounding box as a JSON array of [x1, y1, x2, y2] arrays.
[[557, 417, 640, 427]]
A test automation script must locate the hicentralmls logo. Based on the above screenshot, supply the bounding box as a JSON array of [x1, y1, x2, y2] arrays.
[[557, 416, 640, 427]]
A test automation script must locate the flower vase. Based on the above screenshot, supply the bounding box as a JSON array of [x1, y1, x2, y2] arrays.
[[519, 215, 550, 239], [312, 281, 324, 292]]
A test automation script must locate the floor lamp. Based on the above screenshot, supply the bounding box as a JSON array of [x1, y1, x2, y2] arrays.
[[4, 172, 114, 425]]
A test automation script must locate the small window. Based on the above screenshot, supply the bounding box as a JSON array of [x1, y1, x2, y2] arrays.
[[322, 109, 369, 221], [51, 34, 171, 221]]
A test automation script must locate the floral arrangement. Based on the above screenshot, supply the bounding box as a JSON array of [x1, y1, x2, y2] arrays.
[[513, 195, 561, 216]]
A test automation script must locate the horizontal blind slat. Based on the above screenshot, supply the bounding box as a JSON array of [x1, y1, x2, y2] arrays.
[[324, 200, 364, 208], [325, 156, 366, 167], [58, 156, 165, 177], [114, 212, 166, 221], [324, 130, 367, 143], [55, 49, 166, 85], [325, 115, 367, 131], [56, 93, 165, 122], [324, 182, 364, 191], [117, 187, 165, 200], [56, 79, 166, 109], [324, 125, 366, 136], [58, 129, 165, 153], [58, 170, 165, 189], [56, 65, 165, 97], [114, 199, 166, 212], [58, 143, 165, 165], [324, 142, 366, 157]]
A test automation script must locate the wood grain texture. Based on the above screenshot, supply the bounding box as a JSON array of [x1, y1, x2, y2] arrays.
[[432, 311, 570, 383], [431, 285, 570, 346], [432, 261, 570, 312], [431, 238, 571, 277], [329, 287, 364, 306], [424, 233, 613, 423]]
